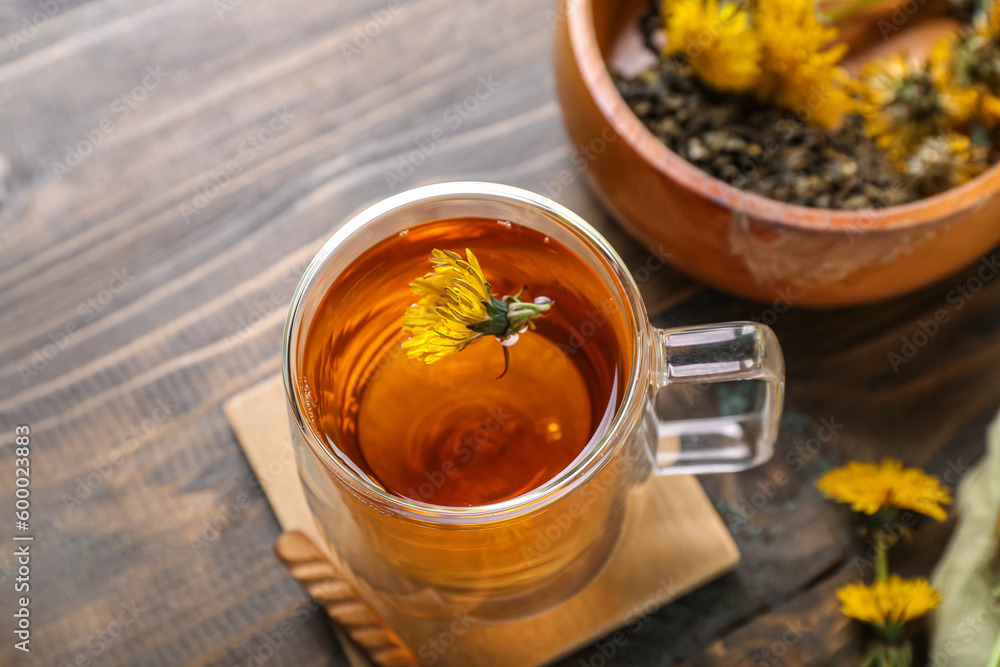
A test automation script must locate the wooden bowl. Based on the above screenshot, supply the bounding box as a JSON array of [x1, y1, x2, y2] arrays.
[[553, 0, 1000, 306]]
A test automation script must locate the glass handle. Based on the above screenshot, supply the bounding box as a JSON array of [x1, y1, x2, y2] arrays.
[[648, 321, 784, 475]]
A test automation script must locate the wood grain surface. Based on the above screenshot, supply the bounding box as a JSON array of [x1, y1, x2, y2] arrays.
[[0, 0, 998, 665]]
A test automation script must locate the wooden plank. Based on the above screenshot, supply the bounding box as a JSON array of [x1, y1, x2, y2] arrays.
[[0, 0, 997, 664]]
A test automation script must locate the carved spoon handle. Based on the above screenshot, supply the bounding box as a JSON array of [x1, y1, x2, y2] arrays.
[[274, 530, 418, 667]]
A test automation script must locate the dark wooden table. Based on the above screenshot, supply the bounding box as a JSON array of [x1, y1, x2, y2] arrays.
[[2, 1, 998, 665]]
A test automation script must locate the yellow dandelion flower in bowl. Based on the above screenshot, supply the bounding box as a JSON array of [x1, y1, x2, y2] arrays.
[[755, 0, 854, 129], [816, 458, 951, 521], [981, 91, 1000, 126], [904, 133, 989, 196], [978, 0, 1000, 41], [857, 54, 974, 167], [401, 248, 552, 374], [662, 0, 761, 93], [837, 575, 940, 629], [941, 2, 1000, 128], [929, 36, 988, 123]]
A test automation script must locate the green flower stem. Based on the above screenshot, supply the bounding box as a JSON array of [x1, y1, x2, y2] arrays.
[[875, 539, 889, 582], [478, 293, 552, 379], [505, 297, 552, 333], [880, 623, 906, 647], [862, 641, 912, 667]]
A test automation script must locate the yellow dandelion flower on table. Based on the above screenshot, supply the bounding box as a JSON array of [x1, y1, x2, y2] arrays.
[[837, 575, 941, 628], [401, 248, 552, 372], [816, 458, 952, 521], [662, 0, 761, 93], [755, 0, 854, 129]]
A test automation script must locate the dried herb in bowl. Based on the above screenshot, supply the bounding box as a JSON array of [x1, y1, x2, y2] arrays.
[[616, 0, 1000, 209]]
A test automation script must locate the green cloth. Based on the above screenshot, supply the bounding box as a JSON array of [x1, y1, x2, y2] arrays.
[[930, 410, 1000, 666]]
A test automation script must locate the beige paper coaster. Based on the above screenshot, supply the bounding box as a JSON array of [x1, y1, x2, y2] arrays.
[[225, 376, 739, 667]]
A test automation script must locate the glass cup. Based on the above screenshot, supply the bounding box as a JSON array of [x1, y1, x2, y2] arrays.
[[283, 182, 784, 621]]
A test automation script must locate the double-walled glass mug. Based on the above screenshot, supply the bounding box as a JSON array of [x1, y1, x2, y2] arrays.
[[283, 182, 784, 621]]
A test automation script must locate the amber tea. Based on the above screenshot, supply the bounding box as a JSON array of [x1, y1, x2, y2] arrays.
[[303, 217, 632, 507]]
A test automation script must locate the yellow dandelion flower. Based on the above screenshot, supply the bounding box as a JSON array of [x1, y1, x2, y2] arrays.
[[837, 575, 941, 628], [981, 91, 1000, 125], [904, 133, 989, 195], [401, 249, 552, 372], [755, 0, 854, 129], [857, 54, 973, 168], [932, 13, 1000, 128], [977, 0, 1000, 41], [663, 0, 761, 93], [816, 458, 952, 521], [401, 248, 497, 364], [929, 38, 979, 123]]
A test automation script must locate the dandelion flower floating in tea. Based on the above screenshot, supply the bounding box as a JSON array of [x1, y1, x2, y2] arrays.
[[401, 248, 552, 376]]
